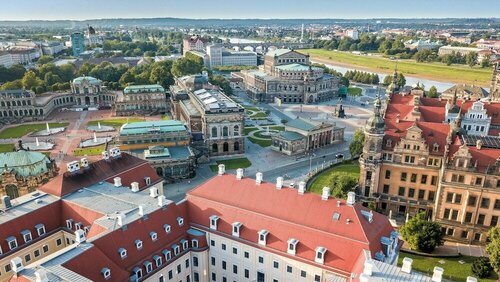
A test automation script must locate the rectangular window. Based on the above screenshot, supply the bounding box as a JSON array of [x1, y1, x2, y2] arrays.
[[481, 198, 490, 209], [211, 256, 215, 266], [446, 193, 453, 203], [418, 190, 425, 200], [398, 187, 405, 196], [478, 214, 486, 225], [444, 209, 450, 219], [185, 258, 189, 268], [401, 172, 407, 181], [210, 240, 215, 247], [408, 188, 415, 198], [451, 210, 459, 221], [475, 177, 483, 186], [315, 275, 321, 282], [232, 247, 237, 255], [465, 212, 473, 223], [168, 270, 173, 279], [461, 231, 468, 239], [56, 238, 62, 246], [468, 196, 477, 207], [431, 176, 437, 186], [42, 244, 49, 253], [233, 265, 238, 274], [421, 175, 427, 184], [24, 254, 31, 263], [177, 264, 181, 274], [222, 261, 226, 270], [455, 194, 462, 204], [258, 256, 264, 263], [385, 170, 391, 179], [287, 265, 293, 273], [301, 271, 307, 278], [221, 243, 226, 251], [383, 184, 389, 194], [245, 269, 249, 278], [492, 216, 499, 227], [273, 261, 279, 269], [474, 233, 481, 241], [34, 249, 40, 258], [446, 228, 454, 236], [193, 256, 198, 267], [410, 174, 417, 183], [194, 272, 199, 282], [244, 251, 249, 259], [494, 200, 500, 210], [428, 191, 435, 201], [211, 273, 216, 282]]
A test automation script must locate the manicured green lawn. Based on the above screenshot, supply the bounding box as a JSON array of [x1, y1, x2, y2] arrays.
[[87, 118, 145, 128], [243, 127, 258, 135], [269, 126, 285, 131], [0, 144, 15, 153], [397, 252, 498, 282], [308, 160, 360, 194], [209, 157, 252, 172], [244, 106, 260, 111], [247, 136, 272, 147], [348, 86, 362, 96], [0, 123, 69, 139], [73, 145, 106, 156], [251, 112, 269, 118], [300, 49, 492, 87], [253, 130, 275, 139]]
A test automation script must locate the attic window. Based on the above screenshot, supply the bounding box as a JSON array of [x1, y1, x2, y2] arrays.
[[35, 224, 46, 236], [428, 131, 434, 137], [332, 212, 341, 221], [135, 239, 143, 250], [118, 247, 127, 259], [163, 249, 172, 261], [6, 236, 18, 250], [232, 222, 242, 237], [101, 267, 111, 280], [258, 230, 269, 246], [21, 230, 32, 243], [386, 139, 392, 147], [433, 143, 439, 152], [144, 176, 151, 185], [181, 239, 188, 250], [144, 261, 152, 273], [315, 247, 327, 264], [164, 224, 171, 234], [173, 244, 180, 256], [287, 238, 299, 255], [133, 267, 143, 279], [75, 222, 83, 230], [209, 215, 219, 230], [154, 255, 162, 267], [66, 219, 74, 229], [150, 231, 158, 242], [192, 239, 199, 249], [177, 217, 184, 226]]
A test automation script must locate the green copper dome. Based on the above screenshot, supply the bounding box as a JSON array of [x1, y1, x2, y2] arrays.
[[73, 76, 101, 85], [365, 96, 385, 133], [0, 150, 50, 178]]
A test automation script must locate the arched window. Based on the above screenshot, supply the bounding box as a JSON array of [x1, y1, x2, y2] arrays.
[[234, 142, 240, 151], [233, 125, 239, 136], [223, 126, 229, 137], [212, 143, 218, 153], [223, 142, 229, 152], [211, 127, 218, 138]]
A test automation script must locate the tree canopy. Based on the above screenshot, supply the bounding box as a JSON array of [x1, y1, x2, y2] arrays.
[[400, 212, 444, 253], [486, 227, 500, 272], [349, 128, 365, 158]]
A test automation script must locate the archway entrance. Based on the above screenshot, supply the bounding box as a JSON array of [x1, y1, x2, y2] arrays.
[[85, 96, 90, 105], [212, 143, 218, 153], [307, 95, 314, 104], [156, 167, 163, 177]]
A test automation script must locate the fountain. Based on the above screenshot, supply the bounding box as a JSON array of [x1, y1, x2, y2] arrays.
[[46, 123, 50, 134], [22, 137, 55, 151], [36, 137, 40, 147], [93, 132, 98, 143], [31, 122, 66, 136], [79, 133, 113, 148], [98, 122, 101, 129], [87, 121, 114, 132]]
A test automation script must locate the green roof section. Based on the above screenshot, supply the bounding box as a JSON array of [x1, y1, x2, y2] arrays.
[[286, 118, 317, 131], [73, 76, 100, 85], [124, 84, 165, 94], [266, 49, 292, 57], [275, 63, 318, 72], [276, 131, 304, 141], [119, 120, 187, 136], [0, 150, 49, 177], [142, 145, 192, 160]]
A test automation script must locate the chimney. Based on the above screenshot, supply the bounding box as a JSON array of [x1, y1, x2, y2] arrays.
[[158, 195, 167, 207], [276, 177, 284, 189], [337, 200, 341, 207], [149, 187, 159, 198], [114, 177, 122, 187], [218, 164, 225, 175], [256, 172, 263, 184], [102, 150, 110, 160], [466, 277, 478, 282], [347, 191, 356, 205], [432, 266, 444, 282], [236, 168, 244, 180], [1, 195, 12, 209], [396, 114, 400, 123], [138, 205, 144, 216], [359, 273, 370, 282], [10, 257, 23, 274], [401, 257, 413, 274], [476, 139, 483, 150], [80, 158, 89, 169], [321, 187, 330, 200], [35, 269, 49, 282], [298, 181, 306, 195], [131, 182, 139, 192], [75, 229, 86, 244], [363, 260, 373, 276], [66, 160, 80, 173], [116, 212, 125, 226]]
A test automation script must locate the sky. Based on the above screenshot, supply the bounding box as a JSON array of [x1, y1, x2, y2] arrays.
[[0, 0, 499, 20]]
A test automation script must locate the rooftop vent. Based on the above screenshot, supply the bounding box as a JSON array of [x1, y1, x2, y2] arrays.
[[363, 260, 373, 276], [116, 212, 125, 226], [158, 195, 167, 207], [75, 229, 86, 244], [236, 168, 244, 180], [347, 191, 356, 205], [80, 158, 89, 169], [432, 266, 444, 282], [467, 277, 478, 282], [337, 200, 341, 207], [110, 147, 121, 158], [321, 187, 330, 200], [401, 257, 413, 274], [332, 212, 341, 221], [256, 172, 263, 184], [298, 181, 306, 195], [276, 177, 284, 189], [149, 187, 159, 198], [131, 182, 139, 192], [34, 269, 49, 282], [113, 177, 122, 187], [102, 150, 110, 161], [138, 205, 145, 216], [218, 164, 225, 175], [67, 160, 80, 174]]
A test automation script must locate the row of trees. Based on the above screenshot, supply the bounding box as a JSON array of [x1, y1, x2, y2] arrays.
[[344, 70, 379, 85], [382, 72, 406, 87]]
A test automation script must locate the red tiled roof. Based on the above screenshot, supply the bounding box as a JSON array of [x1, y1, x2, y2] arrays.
[[186, 175, 394, 274], [419, 106, 446, 123], [38, 153, 162, 197], [448, 139, 500, 173]]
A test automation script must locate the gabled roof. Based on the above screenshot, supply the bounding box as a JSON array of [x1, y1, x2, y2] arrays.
[[186, 174, 394, 274]]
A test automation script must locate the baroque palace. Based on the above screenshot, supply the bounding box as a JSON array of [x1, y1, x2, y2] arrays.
[[359, 66, 500, 245]]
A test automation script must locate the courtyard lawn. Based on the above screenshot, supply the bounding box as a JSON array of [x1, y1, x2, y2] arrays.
[[269, 126, 285, 131], [244, 106, 260, 112], [250, 112, 269, 119], [243, 127, 258, 135], [209, 157, 252, 172], [300, 49, 492, 87], [0, 144, 15, 153], [87, 118, 145, 128], [347, 86, 362, 96], [0, 123, 69, 139], [397, 252, 498, 282], [247, 136, 272, 147], [73, 145, 106, 157], [308, 160, 360, 194]]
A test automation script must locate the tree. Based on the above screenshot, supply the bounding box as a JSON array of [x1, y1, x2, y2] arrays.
[[171, 56, 203, 77], [400, 212, 444, 253], [486, 227, 500, 272], [349, 128, 364, 158], [397, 73, 406, 88], [465, 52, 478, 68], [329, 173, 357, 199], [22, 70, 42, 91], [149, 61, 174, 88], [37, 55, 54, 65], [481, 58, 491, 68], [383, 75, 392, 86], [471, 257, 493, 278], [210, 75, 233, 95], [428, 86, 438, 98]]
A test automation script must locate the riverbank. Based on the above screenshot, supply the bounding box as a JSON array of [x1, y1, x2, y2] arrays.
[[299, 49, 492, 87]]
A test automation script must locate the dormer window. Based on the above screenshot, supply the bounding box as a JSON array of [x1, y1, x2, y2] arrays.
[[154, 255, 162, 267], [287, 238, 299, 255], [181, 239, 188, 250], [75, 222, 83, 230], [66, 219, 74, 229], [386, 139, 392, 147], [433, 143, 439, 152], [164, 224, 171, 234], [144, 260, 153, 273], [118, 247, 127, 259], [133, 267, 143, 279], [163, 249, 172, 261], [192, 239, 199, 249], [177, 217, 184, 226], [6, 236, 18, 250], [135, 239, 143, 250], [209, 215, 219, 230], [258, 230, 269, 246], [232, 222, 242, 237], [21, 230, 32, 243], [150, 232, 158, 242], [144, 176, 151, 185], [35, 224, 46, 236], [173, 244, 180, 256], [101, 267, 111, 280], [315, 247, 327, 264]]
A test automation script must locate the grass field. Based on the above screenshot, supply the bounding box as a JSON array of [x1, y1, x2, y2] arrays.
[[347, 86, 362, 96], [0, 144, 15, 153], [397, 253, 498, 282], [269, 126, 285, 131], [300, 49, 492, 87], [308, 160, 360, 194], [73, 145, 106, 156], [87, 118, 145, 128], [0, 123, 69, 139], [209, 157, 252, 172], [243, 127, 258, 135], [247, 136, 272, 147]]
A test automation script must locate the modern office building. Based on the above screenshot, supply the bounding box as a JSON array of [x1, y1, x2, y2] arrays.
[[0, 51, 14, 67], [237, 49, 339, 104], [205, 45, 257, 68], [71, 32, 86, 57], [115, 84, 168, 116], [170, 73, 245, 156]]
